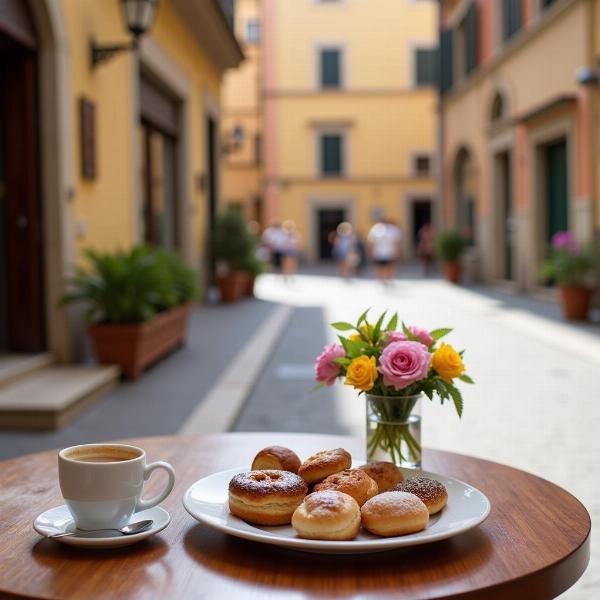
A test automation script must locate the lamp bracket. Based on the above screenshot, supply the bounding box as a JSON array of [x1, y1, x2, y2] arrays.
[[90, 38, 138, 69]]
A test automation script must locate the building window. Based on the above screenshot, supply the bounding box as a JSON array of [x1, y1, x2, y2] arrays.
[[502, 0, 522, 41], [440, 29, 453, 93], [245, 19, 260, 43], [319, 48, 342, 89], [455, 2, 478, 79], [254, 133, 262, 166], [415, 48, 438, 87], [541, 0, 557, 9], [319, 133, 344, 177], [414, 154, 432, 176]]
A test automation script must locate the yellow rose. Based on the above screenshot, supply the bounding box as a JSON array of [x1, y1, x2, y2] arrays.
[[344, 355, 378, 391], [350, 323, 374, 342], [432, 342, 465, 383]]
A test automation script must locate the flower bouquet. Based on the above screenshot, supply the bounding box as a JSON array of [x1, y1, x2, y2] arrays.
[[313, 309, 473, 467]]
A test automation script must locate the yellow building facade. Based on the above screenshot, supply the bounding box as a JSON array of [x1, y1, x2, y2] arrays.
[[0, 0, 242, 361], [255, 0, 438, 261]]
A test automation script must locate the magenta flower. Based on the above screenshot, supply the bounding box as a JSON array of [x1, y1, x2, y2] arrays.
[[408, 326, 434, 348], [383, 331, 408, 346], [315, 343, 345, 386], [552, 231, 578, 253], [378, 341, 431, 390]]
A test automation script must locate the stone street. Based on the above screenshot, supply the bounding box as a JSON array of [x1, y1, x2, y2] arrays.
[[235, 270, 600, 600]]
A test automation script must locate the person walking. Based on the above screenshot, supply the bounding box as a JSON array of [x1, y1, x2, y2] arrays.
[[367, 217, 401, 283], [261, 221, 287, 273], [281, 220, 300, 280], [416, 221, 435, 277], [332, 222, 359, 280]]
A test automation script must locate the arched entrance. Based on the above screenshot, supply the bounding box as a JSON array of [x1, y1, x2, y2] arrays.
[[453, 146, 478, 246]]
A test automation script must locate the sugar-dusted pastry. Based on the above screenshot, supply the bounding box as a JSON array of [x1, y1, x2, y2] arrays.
[[357, 461, 403, 492], [251, 446, 301, 474], [229, 470, 307, 525], [297, 448, 352, 484], [292, 490, 361, 540], [391, 476, 448, 515], [361, 491, 429, 537], [314, 468, 378, 506]]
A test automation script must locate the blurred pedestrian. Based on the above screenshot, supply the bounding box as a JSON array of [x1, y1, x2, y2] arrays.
[[332, 222, 360, 279], [367, 217, 402, 283], [416, 221, 435, 277], [261, 221, 287, 273], [281, 220, 300, 280]]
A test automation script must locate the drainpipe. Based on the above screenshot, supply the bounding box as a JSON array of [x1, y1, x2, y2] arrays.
[[436, 0, 444, 233]]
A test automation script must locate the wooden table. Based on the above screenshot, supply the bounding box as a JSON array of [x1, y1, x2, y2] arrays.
[[0, 433, 590, 600]]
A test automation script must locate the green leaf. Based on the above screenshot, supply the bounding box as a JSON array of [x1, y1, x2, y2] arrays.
[[356, 308, 370, 327], [345, 338, 369, 358], [386, 313, 398, 332], [372, 311, 387, 343], [338, 336, 351, 353], [401, 322, 417, 341], [331, 321, 355, 331], [447, 384, 464, 418], [333, 357, 351, 366], [310, 382, 327, 393], [430, 328, 452, 341], [459, 374, 474, 384]]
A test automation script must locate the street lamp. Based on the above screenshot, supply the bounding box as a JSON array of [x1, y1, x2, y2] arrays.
[[90, 0, 159, 69]]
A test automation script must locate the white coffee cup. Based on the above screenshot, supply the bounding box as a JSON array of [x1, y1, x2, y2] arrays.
[[58, 443, 175, 531]]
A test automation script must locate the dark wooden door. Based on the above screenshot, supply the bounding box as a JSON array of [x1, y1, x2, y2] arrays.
[[317, 209, 345, 260], [545, 139, 568, 242], [206, 116, 218, 280], [411, 200, 431, 248], [0, 34, 45, 352], [499, 151, 513, 280]]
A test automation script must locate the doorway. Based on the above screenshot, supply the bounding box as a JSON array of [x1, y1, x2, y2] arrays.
[[544, 138, 568, 243], [411, 200, 432, 251], [317, 208, 345, 260], [206, 115, 218, 279], [0, 26, 45, 353], [496, 151, 513, 280]]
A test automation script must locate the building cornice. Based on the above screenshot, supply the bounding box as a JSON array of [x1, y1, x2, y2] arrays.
[[441, 0, 581, 106], [264, 87, 436, 99], [264, 175, 436, 185]]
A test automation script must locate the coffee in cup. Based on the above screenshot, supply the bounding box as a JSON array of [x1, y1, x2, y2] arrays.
[[58, 443, 175, 530]]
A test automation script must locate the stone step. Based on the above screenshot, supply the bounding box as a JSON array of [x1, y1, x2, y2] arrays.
[[0, 365, 120, 430], [0, 353, 54, 389]]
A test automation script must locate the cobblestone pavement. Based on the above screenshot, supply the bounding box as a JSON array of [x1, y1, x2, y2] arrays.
[[0, 298, 275, 460], [234, 270, 600, 599]]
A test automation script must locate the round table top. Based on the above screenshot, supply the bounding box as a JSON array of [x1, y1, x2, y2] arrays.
[[0, 433, 590, 600]]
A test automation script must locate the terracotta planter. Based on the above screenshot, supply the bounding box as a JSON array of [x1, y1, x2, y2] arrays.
[[245, 273, 256, 297], [88, 303, 192, 380], [442, 261, 461, 284], [558, 286, 593, 320], [216, 272, 247, 303]]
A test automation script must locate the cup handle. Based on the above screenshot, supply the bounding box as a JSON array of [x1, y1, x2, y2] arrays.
[[136, 461, 175, 512]]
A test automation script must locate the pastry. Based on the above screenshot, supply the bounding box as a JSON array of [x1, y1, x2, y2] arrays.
[[361, 491, 429, 536], [314, 468, 378, 506], [251, 446, 301, 474], [297, 448, 352, 484], [391, 476, 448, 515], [357, 461, 403, 492], [228, 470, 308, 525], [292, 490, 361, 540]]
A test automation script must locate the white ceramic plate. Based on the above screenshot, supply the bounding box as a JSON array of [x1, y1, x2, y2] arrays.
[[33, 505, 171, 548], [183, 463, 491, 554]]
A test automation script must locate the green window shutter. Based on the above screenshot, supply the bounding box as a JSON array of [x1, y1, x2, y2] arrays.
[[440, 29, 453, 93], [321, 134, 342, 176], [416, 48, 438, 86], [465, 2, 478, 75], [503, 0, 522, 41], [320, 49, 341, 88]]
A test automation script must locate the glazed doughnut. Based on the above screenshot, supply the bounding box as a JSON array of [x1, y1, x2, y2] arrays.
[[251, 446, 301, 474], [292, 490, 361, 540], [361, 491, 429, 536], [297, 448, 352, 484], [229, 470, 308, 525], [357, 461, 403, 492], [314, 469, 378, 506], [391, 476, 448, 515]]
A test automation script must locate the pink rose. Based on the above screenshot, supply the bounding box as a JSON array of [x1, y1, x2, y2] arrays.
[[315, 343, 345, 386], [383, 331, 407, 346], [409, 326, 434, 348], [378, 341, 431, 390]]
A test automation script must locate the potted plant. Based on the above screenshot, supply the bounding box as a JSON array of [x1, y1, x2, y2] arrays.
[[540, 231, 596, 320], [313, 309, 473, 467], [435, 230, 467, 283], [61, 246, 199, 379], [240, 252, 266, 297], [212, 208, 254, 302]]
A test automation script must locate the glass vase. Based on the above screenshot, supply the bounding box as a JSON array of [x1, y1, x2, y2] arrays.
[[365, 393, 422, 468]]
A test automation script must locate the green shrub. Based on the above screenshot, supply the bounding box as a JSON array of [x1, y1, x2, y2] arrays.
[[61, 246, 199, 324], [211, 208, 254, 271], [435, 231, 467, 262], [539, 232, 595, 287]]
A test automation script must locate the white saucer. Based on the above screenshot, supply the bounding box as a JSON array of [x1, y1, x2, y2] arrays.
[[33, 505, 171, 548]]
